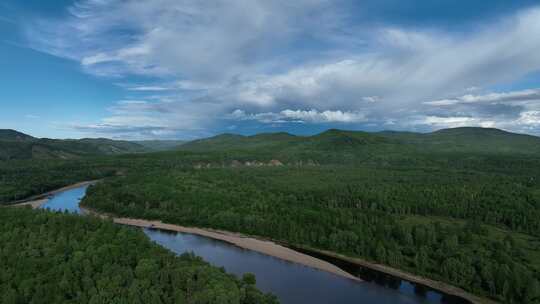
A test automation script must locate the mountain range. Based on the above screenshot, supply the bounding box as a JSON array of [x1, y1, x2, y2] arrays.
[[1, 127, 540, 160], [179, 127, 540, 155]]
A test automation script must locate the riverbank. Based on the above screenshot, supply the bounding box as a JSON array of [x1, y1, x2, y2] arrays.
[[11, 181, 495, 304], [13, 198, 49, 209], [9, 180, 99, 208], [80, 206, 360, 282], [85, 206, 496, 304], [291, 246, 497, 304]]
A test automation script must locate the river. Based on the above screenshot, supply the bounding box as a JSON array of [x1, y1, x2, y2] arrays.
[[40, 184, 470, 304]]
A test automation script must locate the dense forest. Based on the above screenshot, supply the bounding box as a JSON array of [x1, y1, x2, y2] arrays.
[[0, 207, 277, 304], [0, 158, 117, 203], [0, 129, 150, 160], [81, 165, 540, 304], [3, 127, 540, 303]]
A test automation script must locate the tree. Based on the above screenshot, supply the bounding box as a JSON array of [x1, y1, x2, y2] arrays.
[[242, 273, 257, 286]]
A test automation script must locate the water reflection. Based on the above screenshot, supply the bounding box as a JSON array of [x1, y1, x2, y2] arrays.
[[290, 246, 469, 304], [39, 185, 88, 214], [145, 228, 448, 304], [39, 185, 470, 304]]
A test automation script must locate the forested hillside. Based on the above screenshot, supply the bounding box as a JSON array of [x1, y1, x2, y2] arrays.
[[0, 129, 148, 160], [81, 164, 540, 303], [134, 140, 187, 151], [3, 127, 539, 161], [179, 127, 540, 159], [0, 207, 278, 304], [3, 127, 540, 303], [0, 158, 118, 203]]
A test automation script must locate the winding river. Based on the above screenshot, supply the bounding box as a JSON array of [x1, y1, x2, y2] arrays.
[[39, 184, 470, 304]]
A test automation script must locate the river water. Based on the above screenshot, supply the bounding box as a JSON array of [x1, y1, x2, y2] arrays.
[[40, 185, 470, 304]]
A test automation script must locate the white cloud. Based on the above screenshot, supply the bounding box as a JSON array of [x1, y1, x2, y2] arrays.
[[126, 86, 171, 92], [226, 8, 540, 112], [228, 109, 367, 124], [24, 2, 540, 137], [176, 80, 221, 91], [418, 116, 496, 128], [424, 99, 461, 106], [362, 96, 380, 103], [425, 89, 540, 106], [517, 111, 540, 126], [28, 0, 341, 80], [466, 86, 481, 92], [281, 109, 367, 123]]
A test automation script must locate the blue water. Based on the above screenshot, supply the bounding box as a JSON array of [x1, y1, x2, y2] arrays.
[[40, 184, 467, 304], [144, 228, 436, 304], [39, 185, 88, 214]]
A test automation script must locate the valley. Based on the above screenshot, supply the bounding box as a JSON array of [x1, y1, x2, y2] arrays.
[[2, 127, 540, 303]]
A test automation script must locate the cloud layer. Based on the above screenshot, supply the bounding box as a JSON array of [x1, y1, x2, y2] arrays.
[[25, 1, 540, 138], [228, 109, 367, 124]]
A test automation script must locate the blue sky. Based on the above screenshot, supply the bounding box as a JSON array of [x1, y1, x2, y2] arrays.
[[1, 0, 540, 139]]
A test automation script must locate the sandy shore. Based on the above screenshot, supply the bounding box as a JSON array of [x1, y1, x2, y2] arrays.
[[13, 198, 49, 209], [91, 208, 493, 304], [81, 207, 360, 282]]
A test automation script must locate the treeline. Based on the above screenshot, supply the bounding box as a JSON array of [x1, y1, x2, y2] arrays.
[[0, 158, 117, 203], [82, 167, 540, 303], [0, 207, 278, 304]]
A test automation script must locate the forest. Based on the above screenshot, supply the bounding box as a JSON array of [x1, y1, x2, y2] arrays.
[[0, 207, 278, 304], [2, 127, 540, 303], [0, 158, 117, 203], [0, 129, 149, 160], [80, 163, 540, 304]]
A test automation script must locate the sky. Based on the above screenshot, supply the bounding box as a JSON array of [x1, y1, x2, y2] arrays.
[[1, 0, 540, 139]]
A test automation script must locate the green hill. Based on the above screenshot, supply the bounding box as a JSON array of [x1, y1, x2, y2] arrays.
[[179, 127, 540, 157], [3, 127, 539, 162], [133, 140, 187, 151], [424, 127, 540, 153], [0, 130, 148, 160], [177, 132, 301, 155], [0, 129, 35, 141], [178, 129, 390, 152]]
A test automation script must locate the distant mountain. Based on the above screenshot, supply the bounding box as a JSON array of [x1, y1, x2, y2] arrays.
[[0, 129, 35, 141], [134, 140, 187, 151], [179, 132, 299, 152], [3, 127, 539, 161], [309, 129, 389, 147], [179, 127, 540, 159], [376, 127, 540, 154], [0, 130, 148, 160], [178, 129, 393, 152]]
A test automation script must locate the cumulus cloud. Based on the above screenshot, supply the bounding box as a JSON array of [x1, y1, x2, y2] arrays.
[[517, 111, 540, 127], [416, 116, 496, 129], [228, 109, 367, 124], [412, 111, 540, 134], [24, 1, 540, 137], [418, 88, 540, 133]]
